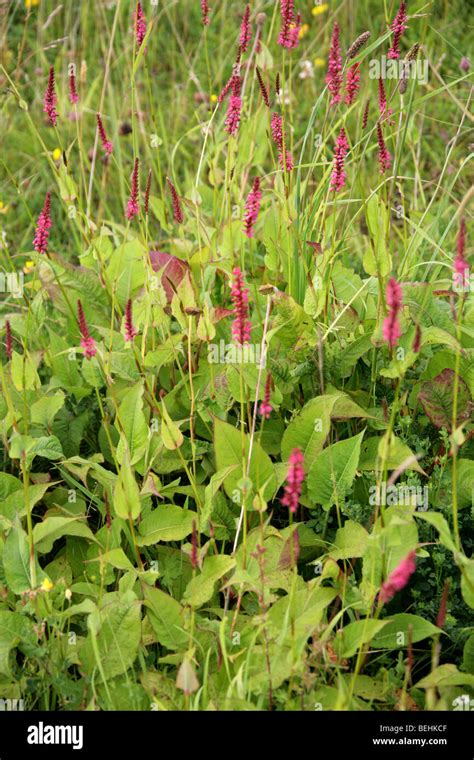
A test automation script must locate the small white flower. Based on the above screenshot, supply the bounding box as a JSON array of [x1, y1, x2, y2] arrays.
[[276, 88, 291, 106], [299, 60, 314, 80]]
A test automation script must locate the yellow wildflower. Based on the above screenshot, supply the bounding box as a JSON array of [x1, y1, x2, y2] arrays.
[[25, 0, 40, 8], [52, 148, 61, 161], [312, 3, 328, 16], [210, 94, 218, 104], [23, 260, 35, 273], [299, 23, 309, 39], [314, 57, 326, 67], [41, 578, 53, 592], [0, 201, 8, 214]]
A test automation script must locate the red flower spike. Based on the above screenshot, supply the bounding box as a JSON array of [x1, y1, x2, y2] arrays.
[[230, 267, 252, 345], [281, 447, 305, 514]]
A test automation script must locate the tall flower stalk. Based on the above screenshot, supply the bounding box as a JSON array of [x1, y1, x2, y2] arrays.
[[281, 448, 305, 514], [224, 74, 242, 136], [43, 66, 58, 125], [96, 113, 113, 157], [33, 192, 52, 254], [230, 267, 251, 344], [134, 2, 147, 49], [388, 1, 408, 60], [77, 300, 96, 359], [126, 158, 140, 220], [326, 22, 342, 105], [243, 177, 262, 238], [330, 127, 349, 192], [167, 177, 184, 224], [383, 277, 402, 348]]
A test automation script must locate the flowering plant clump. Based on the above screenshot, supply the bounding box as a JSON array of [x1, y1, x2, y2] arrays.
[[0, 0, 472, 722]]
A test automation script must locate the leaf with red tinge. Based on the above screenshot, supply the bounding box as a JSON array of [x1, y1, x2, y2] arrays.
[[149, 250, 189, 303], [213, 307, 234, 323], [419, 369, 473, 431], [306, 240, 322, 254], [278, 528, 300, 570]]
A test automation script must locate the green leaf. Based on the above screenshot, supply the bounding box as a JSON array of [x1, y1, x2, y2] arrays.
[[10, 351, 40, 391], [3, 524, 45, 593], [358, 434, 425, 474], [138, 505, 195, 544], [214, 418, 276, 500], [335, 619, 388, 658], [202, 465, 238, 528], [183, 554, 236, 608], [307, 431, 364, 509], [160, 401, 184, 450], [460, 558, 474, 609], [458, 459, 474, 508], [148, 196, 169, 231], [105, 240, 147, 309], [33, 516, 96, 554], [0, 611, 38, 676], [281, 396, 335, 470], [329, 520, 368, 560], [267, 586, 337, 643], [371, 614, 442, 649], [362, 195, 391, 277], [80, 592, 141, 680], [143, 586, 188, 650], [98, 548, 136, 572], [115, 381, 148, 465], [414, 511, 457, 553], [113, 453, 142, 521], [463, 634, 474, 675], [414, 664, 474, 689], [30, 392, 65, 427]]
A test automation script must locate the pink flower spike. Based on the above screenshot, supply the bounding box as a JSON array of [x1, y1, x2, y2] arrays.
[[383, 277, 402, 348], [218, 74, 234, 104], [43, 66, 58, 125], [96, 113, 113, 157], [240, 5, 251, 53], [271, 113, 283, 149], [166, 177, 184, 224], [278, 148, 294, 172], [68, 66, 79, 104], [387, 1, 408, 60], [345, 63, 360, 106], [134, 2, 147, 49], [230, 267, 251, 345], [271, 113, 293, 172], [281, 447, 305, 514], [330, 127, 349, 193], [377, 123, 391, 174], [33, 191, 52, 254], [126, 158, 140, 220], [454, 218, 469, 278], [124, 298, 138, 342], [379, 550, 416, 604], [224, 75, 242, 136], [378, 78, 393, 121], [326, 22, 342, 106], [77, 299, 96, 360], [201, 0, 211, 26], [259, 373, 272, 419], [278, 0, 295, 49], [287, 12, 302, 50], [243, 177, 262, 238]]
